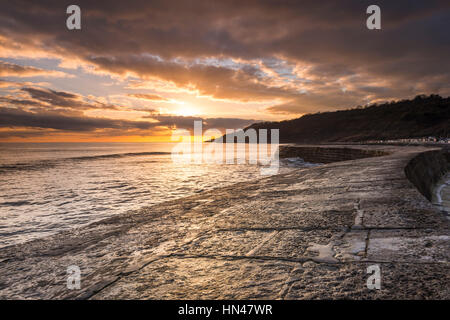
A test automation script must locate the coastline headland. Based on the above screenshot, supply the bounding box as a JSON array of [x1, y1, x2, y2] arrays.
[[0, 144, 448, 299]]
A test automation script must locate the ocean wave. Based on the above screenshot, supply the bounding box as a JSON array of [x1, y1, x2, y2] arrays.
[[69, 151, 171, 161], [0, 151, 172, 174], [0, 200, 31, 206], [280, 157, 322, 168]]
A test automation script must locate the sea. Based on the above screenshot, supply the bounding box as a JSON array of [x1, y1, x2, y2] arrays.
[[0, 142, 314, 248]]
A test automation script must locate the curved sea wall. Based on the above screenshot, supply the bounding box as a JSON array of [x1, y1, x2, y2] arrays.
[[279, 145, 389, 164], [404, 149, 450, 201], [280, 145, 450, 203]]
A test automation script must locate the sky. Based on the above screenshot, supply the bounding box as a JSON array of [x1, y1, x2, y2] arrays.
[[0, 0, 449, 142]]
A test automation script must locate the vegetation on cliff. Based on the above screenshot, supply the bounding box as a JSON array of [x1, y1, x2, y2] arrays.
[[228, 95, 450, 143]]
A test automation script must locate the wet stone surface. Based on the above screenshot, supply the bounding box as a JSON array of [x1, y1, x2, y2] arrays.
[[0, 145, 448, 299]]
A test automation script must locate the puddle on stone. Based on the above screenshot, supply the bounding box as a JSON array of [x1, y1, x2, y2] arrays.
[[306, 242, 338, 263]]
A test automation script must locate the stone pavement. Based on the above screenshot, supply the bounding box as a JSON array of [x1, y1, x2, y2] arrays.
[[0, 145, 448, 299]]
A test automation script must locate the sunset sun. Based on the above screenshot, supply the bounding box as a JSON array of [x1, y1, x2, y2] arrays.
[[174, 105, 199, 117]]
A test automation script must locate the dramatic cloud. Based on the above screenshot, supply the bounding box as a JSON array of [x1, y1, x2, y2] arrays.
[[0, 83, 260, 138], [0, 0, 449, 140]]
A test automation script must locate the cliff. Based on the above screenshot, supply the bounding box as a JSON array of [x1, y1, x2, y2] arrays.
[[221, 95, 450, 143]]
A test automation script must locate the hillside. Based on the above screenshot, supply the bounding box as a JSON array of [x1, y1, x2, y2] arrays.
[[223, 95, 450, 143]]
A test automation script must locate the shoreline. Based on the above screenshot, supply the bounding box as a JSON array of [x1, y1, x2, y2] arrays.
[[0, 144, 449, 299]]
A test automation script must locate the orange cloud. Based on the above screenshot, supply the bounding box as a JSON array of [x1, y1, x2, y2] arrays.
[[127, 93, 169, 101], [0, 61, 70, 78]]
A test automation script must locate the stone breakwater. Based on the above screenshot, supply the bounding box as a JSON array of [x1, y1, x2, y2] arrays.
[[279, 145, 390, 164], [0, 145, 448, 299]]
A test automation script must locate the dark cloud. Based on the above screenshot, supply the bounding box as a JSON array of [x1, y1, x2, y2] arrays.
[[16, 87, 120, 111], [0, 96, 42, 107], [0, 61, 67, 77], [0, 129, 51, 139], [0, 107, 146, 131], [23, 87, 77, 101], [0, 105, 259, 137], [150, 114, 259, 130]]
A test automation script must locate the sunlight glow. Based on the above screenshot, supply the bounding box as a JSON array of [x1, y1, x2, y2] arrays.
[[174, 103, 199, 117]]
